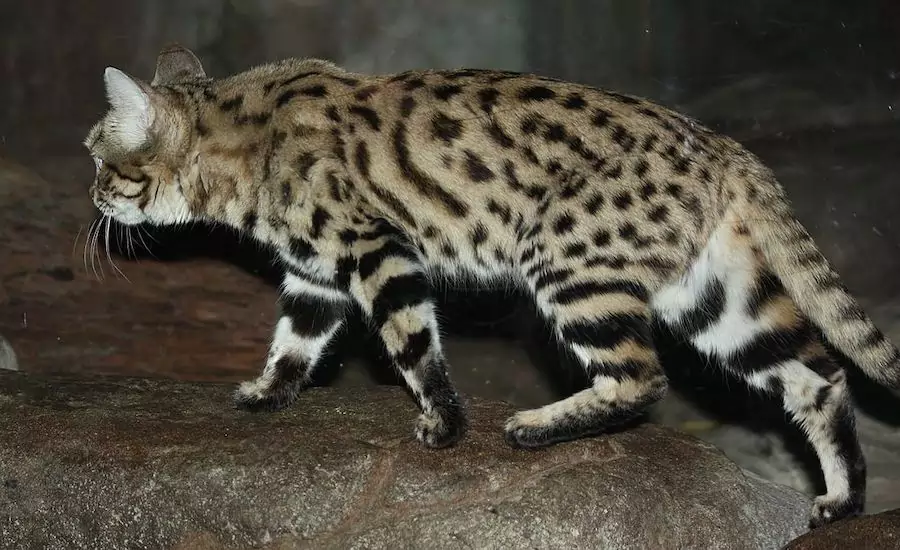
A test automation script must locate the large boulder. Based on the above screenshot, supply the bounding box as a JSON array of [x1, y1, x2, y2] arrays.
[[0, 372, 810, 549], [783, 508, 900, 550]]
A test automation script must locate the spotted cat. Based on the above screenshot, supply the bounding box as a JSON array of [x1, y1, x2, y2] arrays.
[[85, 44, 900, 528]]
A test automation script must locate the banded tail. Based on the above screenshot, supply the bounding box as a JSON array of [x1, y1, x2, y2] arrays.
[[735, 160, 900, 389]]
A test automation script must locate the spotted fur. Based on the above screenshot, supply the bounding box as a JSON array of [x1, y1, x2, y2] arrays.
[[85, 44, 899, 528]]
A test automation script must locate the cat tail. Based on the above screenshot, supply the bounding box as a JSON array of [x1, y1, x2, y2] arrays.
[[733, 154, 900, 389]]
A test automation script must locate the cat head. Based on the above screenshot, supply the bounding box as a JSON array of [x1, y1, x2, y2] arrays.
[[84, 44, 208, 226]]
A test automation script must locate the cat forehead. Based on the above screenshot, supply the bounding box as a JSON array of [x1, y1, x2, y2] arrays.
[[83, 120, 120, 161]]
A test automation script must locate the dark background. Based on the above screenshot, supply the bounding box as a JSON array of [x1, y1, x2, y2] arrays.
[[1, 0, 899, 511]]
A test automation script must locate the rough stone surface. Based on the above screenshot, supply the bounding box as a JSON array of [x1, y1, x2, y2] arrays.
[[783, 508, 900, 550], [0, 372, 810, 549], [0, 335, 16, 372]]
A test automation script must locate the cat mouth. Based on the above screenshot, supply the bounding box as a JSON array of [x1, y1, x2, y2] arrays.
[[94, 199, 146, 226]]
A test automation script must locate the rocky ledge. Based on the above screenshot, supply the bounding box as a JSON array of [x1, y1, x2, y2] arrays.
[[0, 371, 811, 549]]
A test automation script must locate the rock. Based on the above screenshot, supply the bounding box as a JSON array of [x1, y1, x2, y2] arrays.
[[0, 336, 16, 372], [783, 508, 900, 550], [0, 371, 810, 549]]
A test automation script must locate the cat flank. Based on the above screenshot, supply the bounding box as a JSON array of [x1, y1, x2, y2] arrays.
[[85, 44, 900, 528]]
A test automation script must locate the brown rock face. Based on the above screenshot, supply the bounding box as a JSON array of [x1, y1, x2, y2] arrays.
[[0, 371, 810, 549], [783, 508, 900, 550]]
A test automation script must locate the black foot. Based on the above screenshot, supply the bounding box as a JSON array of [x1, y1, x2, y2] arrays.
[[233, 378, 300, 413], [414, 407, 467, 449], [808, 495, 864, 529]]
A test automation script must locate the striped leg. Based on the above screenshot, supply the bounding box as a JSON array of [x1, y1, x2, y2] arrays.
[[506, 265, 668, 447], [234, 268, 349, 411], [350, 234, 466, 448], [669, 269, 864, 527], [653, 220, 865, 527], [742, 341, 864, 529]]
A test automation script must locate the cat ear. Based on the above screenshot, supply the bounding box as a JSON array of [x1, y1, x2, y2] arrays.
[[152, 43, 206, 86], [103, 67, 153, 151]]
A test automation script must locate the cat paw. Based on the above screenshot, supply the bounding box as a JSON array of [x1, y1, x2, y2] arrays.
[[503, 409, 558, 449], [808, 494, 863, 529], [414, 409, 466, 449], [232, 377, 297, 412]]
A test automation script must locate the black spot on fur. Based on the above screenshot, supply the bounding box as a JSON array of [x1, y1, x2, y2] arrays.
[[611, 125, 636, 152], [664, 229, 681, 246], [295, 152, 317, 180], [553, 213, 576, 235], [562, 93, 587, 110], [619, 223, 637, 240], [560, 176, 588, 199], [478, 88, 500, 111], [400, 95, 416, 117], [333, 76, 360, 87], [487, 120, 515, 148], [634, 159, 650, 179], [544, 123, 567, 143], [465, 151, 495, 182], [584, 192, 605, 215], [328, 174, 344, 202], [310, 207, 331, 239], [520, 114, 542, 135], [219, 96, 244, 111], [613, 192, 632, 210], [280, 71, 321, 88], [433, 84, 463, 100], [519, 86, 556, 102], [354, 86, 378, 101], [354, 142, 371, 178], [470, 224, 489, 247], [592, 108, 612, 128], [348, 105, 382, 131], [639, 182, 657, 200], [404, 78, 426, 91], [325, 105, 342, 123], [300, 85, 328, 97], [642, 134, 659, 152], [564, 242, 587, 258], [665, 182, 682, 199], [593, 229, 611, 247], [431, 113, 463, 144], [647, 204, 669, 223], [584, 255, 629, 270], [603, 163, 623, 179], [487, 199, 513, 225]]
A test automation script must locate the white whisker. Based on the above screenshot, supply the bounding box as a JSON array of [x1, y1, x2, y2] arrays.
[[104, 216, 129, 281]]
